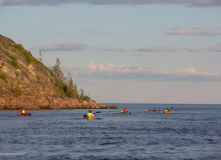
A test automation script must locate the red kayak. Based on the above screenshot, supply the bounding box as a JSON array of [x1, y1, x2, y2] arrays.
[[17, 113, 31, 116]]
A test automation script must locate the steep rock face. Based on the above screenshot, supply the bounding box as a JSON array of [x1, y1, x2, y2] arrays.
[[0, 34, 117, 110]]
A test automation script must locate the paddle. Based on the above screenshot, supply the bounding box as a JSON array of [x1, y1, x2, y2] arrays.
[[168, 106, 173, 111]]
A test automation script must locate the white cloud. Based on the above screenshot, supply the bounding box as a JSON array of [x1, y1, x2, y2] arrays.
[[88, 61, 97, 70], [135, 46, 178, 53], [63, 62, 221, 81], [166, 28, 221, 36], [185, 48, 202, 52], [33, 43, 88, 52]]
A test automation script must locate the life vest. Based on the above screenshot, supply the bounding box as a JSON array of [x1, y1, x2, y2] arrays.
[[164, 110, 168, 112], [153, 109, 156, 111], [123, 110, 127, 113], [87, 113, 94, 117], [22, 110, 26, 114]]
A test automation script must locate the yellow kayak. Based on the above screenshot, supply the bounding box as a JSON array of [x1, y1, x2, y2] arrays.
[[164, 111, 170, 113], [88, 116, 94, 119]]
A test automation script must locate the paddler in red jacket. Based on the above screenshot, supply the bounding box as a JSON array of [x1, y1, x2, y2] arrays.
[[123, 108, 128, 113], [153, 108, 156, 112]]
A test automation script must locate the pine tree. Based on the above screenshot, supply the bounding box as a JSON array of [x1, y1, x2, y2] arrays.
[[74, 84, 79, 98], [68, 73, 74, 97], [50, 58, 90, 100], [51, 57, 65, 94], [39, 50, 42, 62]]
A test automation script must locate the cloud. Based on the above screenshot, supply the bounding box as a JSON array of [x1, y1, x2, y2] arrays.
[[2, 0, 221, 7], [166, 28, 221, 36], [63, 62, 221, 82], [184, 48, 202, 52], [33, 43, 88, 52], [213, 27, 221, 30], [208, 43, 221, 52], [135, 46, 178, 53]]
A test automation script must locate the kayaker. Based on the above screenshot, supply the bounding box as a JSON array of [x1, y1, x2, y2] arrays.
[[21, 108, 27, 115], [164, 108, 170, 112], [153, 108, 156, 112], [122, 108, 128, 113], [87, 110, 95, 118]]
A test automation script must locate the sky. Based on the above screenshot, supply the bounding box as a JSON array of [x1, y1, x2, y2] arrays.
[[0, 0, 221, 104]]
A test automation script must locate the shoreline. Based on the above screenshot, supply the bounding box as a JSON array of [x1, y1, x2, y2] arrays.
[[0, 105, 118, 111], [0, 108, 118, 112]]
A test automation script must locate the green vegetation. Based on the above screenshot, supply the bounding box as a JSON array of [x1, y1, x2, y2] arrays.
[[10, 81, 23, 97], [38, 50, 42, 62], [13, 44, 48, 72], [3, 49, 19, 69], [79, 89, 91, 101], [4, 50, 10, 57], [36, 74, 44, 87], [51, 57, 90, 100], [1, 36, 47, 72], [14, 86, 22, 97], [14, 43, 37, 65], [0, 35, 91, 101], [15, 71, 19, 77], [0, 73, 8, 83], [10, 55, 19, 69]]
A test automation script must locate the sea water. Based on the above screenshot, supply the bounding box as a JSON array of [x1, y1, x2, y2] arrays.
[[0, 104, 221, 160]]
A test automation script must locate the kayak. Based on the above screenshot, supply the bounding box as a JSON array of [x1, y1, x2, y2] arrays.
[[88, 116, 94, 119], [164, 111, 170, 114], [121, 112, 130, 114], [17, 113, 31, 116]]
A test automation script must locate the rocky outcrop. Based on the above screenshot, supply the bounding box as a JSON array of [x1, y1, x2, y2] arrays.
[[0, 34, 118, 110]]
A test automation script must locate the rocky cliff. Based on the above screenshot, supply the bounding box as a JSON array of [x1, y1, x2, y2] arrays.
[[0, 34, 117, 110]]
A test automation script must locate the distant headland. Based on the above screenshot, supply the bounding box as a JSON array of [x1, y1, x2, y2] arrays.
[[0, 34, 117, 110]]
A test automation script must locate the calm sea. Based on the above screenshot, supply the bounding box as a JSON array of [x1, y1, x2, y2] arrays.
[[0, 104, 221, 160]]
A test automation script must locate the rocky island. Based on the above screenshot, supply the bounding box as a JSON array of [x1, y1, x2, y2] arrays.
[[0, 34, 118, 110]]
